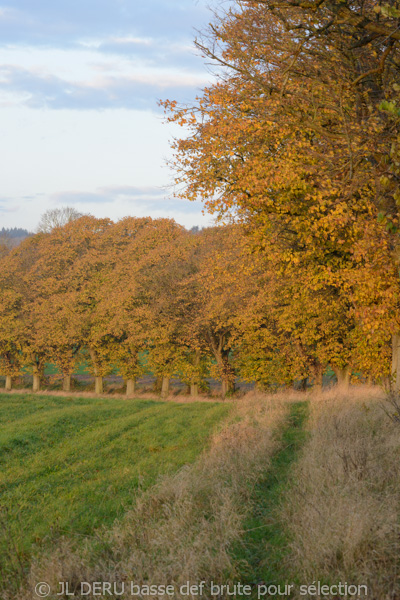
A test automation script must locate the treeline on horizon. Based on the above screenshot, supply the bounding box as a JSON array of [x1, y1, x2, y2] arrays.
[[0, 213, 394, 398], [0, 227, 31, 238]]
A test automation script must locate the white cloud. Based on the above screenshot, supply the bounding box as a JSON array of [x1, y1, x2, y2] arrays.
[[0, 43, 210, 111], [0, 0, 215, 230]]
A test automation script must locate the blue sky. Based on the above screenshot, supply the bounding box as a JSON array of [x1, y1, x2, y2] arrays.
[[0, 0, 216, 230]]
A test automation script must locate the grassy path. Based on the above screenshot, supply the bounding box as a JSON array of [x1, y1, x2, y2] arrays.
[[233, 401, 309, 592]]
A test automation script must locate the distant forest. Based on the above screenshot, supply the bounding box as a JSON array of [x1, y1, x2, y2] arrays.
[[0, 227, 31, 239]]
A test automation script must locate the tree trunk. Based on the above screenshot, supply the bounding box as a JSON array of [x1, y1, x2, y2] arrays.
[[391, 333, 400, 391], [126, 378, 135, 396], [63, 375, 71, 392], [32, 374, 40, 392], [218, 353, 234, 400], [208, 333, 234, 400], [298, 377, 308, 391], [95, 376, 103, 395], [221, 375, 236, 399], [367, 375, 373, 386], [191, 350, 201, 398], [190, 383, 199, 398], [334, 366, 351, 389], [161, 376, 170, 399], [89, 349, 104, 395], [313, 365, 324, 391], [154, 376, 162, 394], [5, 375, 12, 391]]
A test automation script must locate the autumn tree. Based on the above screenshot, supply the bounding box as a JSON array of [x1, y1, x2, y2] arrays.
[[0, 264, 24, 390], [10, 216, 115, 393], [179, 225, 254, 398], [92, 217, 187, 397], [129, 221, 190, 398], [0, 233, 12, 259], [227, 222, 365, 390], [0, 235, 52, 391], [26, 220, 109, 392], [60, 216, 115, 394], [163, 0, 400, 386]]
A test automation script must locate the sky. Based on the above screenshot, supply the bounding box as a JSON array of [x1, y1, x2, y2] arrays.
[[0, 0, 217, 231]]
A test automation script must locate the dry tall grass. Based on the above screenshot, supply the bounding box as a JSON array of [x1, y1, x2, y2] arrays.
[[283, 386, 400, 599], [15, 392, 292, 600]]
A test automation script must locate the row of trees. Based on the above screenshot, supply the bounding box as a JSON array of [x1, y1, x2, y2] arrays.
[[162, 0, 400, 390], [0, 217, 249, 397], [0, 213, 393, 397]]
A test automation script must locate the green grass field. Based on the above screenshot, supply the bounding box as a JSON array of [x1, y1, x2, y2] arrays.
[[0, 393, 230, 582]]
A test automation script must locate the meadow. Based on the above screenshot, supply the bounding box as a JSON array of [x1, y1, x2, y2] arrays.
[[0, 393, 230, 590], [1, 387, 399, 600]]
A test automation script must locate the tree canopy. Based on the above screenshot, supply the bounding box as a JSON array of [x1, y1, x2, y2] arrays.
[[162, 0, 400, 388]]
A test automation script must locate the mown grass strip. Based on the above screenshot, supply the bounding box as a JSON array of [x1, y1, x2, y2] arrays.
[[232, 401, 309, 595]]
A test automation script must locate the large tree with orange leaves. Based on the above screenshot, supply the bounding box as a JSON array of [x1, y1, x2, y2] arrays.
[[191, 226, 252, 397], [32, 217, 114, 392], [0, 236, 52, 391], [95, 216, 188, 396], [163, 0, 400, 385]]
